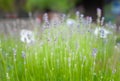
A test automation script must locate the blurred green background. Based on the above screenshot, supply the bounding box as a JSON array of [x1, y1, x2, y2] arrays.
[[0, 0, 79, 13], [0, 0, 120, 23]]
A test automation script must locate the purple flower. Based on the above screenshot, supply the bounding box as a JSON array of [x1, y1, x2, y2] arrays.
[[92, 48, 98, 57], [22, 51, 26, 59]]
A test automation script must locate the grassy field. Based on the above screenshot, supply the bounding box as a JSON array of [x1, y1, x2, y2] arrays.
[[0, 14, 120, 81]]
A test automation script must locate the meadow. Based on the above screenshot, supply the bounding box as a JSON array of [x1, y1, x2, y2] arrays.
[[0, 12, 120, 81]]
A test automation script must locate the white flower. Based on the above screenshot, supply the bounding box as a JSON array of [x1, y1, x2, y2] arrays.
[[94, 27, 111, 38], [66, 18, 76, 26], [97, 8, 102, 18], [20, 29, 35, 44]]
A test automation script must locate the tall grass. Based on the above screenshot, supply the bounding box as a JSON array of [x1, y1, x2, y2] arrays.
[[0, 13, 120, 81]]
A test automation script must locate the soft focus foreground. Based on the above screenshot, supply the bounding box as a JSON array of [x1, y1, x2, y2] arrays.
[[0, 12, 120, 81]]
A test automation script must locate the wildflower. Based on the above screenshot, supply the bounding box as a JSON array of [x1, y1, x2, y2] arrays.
[[97, 8, 102, 25], [22, 51, 26, 59], [112, 69, 116, 74], [80, 14, 84, 18], [97, 8, 102, 18], [66, 18, 76, 27], [76, 11, 80, 21], [86, 16, 92, 29], [94, 27, 111, 38], [99, 28, 110, 38], [92, 48, 97, 57], [13, 48, 17, 62], [21, 51, 26, 65], [43, 13, 48, 21], [20, 29, 35, 44], [13, 48, 16, 56], [76, 11, 80, 17], [61, 14, 66, 23], [43, 13, 49, 24], [89, 16, 92, 24]]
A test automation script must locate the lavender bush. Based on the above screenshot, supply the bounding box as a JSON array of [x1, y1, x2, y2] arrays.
[[0, 11, 120, 81]]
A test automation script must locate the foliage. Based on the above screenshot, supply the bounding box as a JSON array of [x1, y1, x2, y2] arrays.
[[25, 0, 77, 12], [0, 0, 15, 12]]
